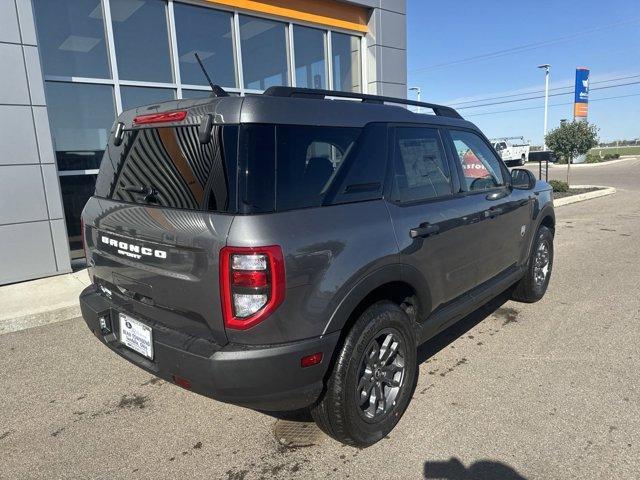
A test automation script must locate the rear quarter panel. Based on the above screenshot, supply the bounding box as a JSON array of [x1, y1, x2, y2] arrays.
[[225, 200, 399, 344]]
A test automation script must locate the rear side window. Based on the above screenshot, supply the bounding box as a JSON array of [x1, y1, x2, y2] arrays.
[[391, 127, 452, 203], [95, 125, 237, 213], [276, 125, 360, 211], [240, 124, 377, 213]]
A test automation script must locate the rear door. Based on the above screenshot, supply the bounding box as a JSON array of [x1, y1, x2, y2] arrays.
[[83, 122, 238, 346], [446, 128, 532, 281], [386, 125, 488, 310]]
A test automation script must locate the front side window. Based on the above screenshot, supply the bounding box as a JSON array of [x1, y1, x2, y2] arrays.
[[450, 130, 505, 191], [391, 127, 452, 203]]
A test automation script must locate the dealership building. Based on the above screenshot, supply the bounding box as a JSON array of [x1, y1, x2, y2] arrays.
[[0, 0, 407, 285]]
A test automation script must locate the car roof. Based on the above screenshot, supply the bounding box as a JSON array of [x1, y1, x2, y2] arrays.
[[117, 88, 479, 132]]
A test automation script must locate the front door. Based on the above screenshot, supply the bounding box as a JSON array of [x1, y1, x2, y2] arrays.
[[447, 128, 532, 282]]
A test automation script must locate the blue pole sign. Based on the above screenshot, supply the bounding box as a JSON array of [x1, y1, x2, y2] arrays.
[[574, 68, 589, 118]]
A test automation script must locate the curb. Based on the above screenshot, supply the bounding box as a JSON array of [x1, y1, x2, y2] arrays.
[[554, 185, 616, 207], [0, 304, 81, 335], [537, 156, 638, 168], [571, 156, 638, 168]]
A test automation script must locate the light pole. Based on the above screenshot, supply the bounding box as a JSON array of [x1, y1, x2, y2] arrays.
[[409, 86, 421, 113], [538, 64, 551, 149]]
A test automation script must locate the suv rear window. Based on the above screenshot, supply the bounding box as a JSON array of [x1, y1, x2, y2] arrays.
[[240, 124, 386, 213], [94, 124, 237, 213]]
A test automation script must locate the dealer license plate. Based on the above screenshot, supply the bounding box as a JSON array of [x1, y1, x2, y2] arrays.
[[119, 313, 154, 360]]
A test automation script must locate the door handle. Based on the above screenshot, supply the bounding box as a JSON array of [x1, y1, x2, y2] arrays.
[[410, 223, 440, 238], [486, 191, 508, 201]]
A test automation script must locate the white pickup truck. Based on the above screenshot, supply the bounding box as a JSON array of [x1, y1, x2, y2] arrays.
[[491, 137, 530, 166]]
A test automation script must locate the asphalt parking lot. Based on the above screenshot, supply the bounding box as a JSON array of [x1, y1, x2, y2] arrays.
[[1, 159, 639, 480]]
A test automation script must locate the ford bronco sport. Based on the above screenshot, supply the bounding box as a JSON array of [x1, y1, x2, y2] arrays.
[[80, 86, 554, 447]]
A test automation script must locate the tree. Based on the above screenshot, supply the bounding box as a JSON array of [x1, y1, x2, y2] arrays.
[[545, 121, 598, 185]]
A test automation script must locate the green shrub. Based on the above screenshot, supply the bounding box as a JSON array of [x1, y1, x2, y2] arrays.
[[549, 180, 569, 192], [586, 153, 600, 163], [603, 153, 620, 160]]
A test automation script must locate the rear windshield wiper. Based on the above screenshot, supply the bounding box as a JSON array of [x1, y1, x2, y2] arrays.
[[120, 184, 159, 203]]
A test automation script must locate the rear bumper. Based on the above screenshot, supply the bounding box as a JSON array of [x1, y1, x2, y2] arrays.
[[80, 286, 339, 411]]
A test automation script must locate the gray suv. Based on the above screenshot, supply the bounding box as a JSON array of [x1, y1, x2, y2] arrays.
[[80, 87, 554, 447]]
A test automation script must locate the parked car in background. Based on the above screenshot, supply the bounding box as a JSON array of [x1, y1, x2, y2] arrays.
[[492, 137, 530, 166], [80, 87, 555, 448]]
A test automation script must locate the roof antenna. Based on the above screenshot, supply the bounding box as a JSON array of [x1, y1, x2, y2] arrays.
[[194, 52, 229, 97]]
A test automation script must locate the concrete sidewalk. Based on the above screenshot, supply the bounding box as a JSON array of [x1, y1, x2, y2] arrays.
[[0, 269, 90, 335]]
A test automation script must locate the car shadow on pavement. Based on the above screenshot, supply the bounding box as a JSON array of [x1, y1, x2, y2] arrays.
[[424, 457, 527, 479], [416, 291, 510, 365]]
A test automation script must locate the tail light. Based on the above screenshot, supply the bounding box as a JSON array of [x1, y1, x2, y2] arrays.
[[133, 110, 187, 125], [220, 246, 285, 330]]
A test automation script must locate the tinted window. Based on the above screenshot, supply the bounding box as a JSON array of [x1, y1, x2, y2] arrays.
[[111, 0, 172, 82], [174, 3, 236, 88], [240, 125, 363, 212], [450, 130, 504, 191], [331, 124, 387, 204], [95, 125, 237, 213], [240, 124, 276, 213], [33, 0, 110, 78], [391, 127, 451, 203], [275, 125, 360, 211]]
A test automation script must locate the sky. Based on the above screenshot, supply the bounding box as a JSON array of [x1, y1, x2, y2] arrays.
[[406, 0, 640, 144]]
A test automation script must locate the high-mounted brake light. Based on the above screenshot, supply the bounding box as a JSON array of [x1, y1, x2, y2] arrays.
[[133, 110, 187, 125], [220, 246, 285, 330]]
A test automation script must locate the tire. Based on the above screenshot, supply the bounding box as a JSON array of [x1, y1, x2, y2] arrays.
[[520, 154, 526, 166], [311, 301, 417, 447], [511, 225, 554, 303]]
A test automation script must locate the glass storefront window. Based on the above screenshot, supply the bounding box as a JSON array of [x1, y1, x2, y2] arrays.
[[174, 4, 236, 88], [181, 90, 240, 99], [111, 0, 172, 82], [293, 26, 327, 89], [181, 89, 212, 100], [239, 16, 288, 90], [59, 174, 99, 257], [120, 86, 175, 110], [45, 82, 115, 171], [332, 32, 361, 92], [33, 0, 110, 78]]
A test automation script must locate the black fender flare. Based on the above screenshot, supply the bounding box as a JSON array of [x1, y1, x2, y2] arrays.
[[321, 263, 432, 336], [527, 203, 555, 258]]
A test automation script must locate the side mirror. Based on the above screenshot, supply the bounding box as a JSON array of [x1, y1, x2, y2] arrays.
[[511, 168, 536, 190]]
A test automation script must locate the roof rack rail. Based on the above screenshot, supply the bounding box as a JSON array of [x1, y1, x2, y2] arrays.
[[262, 86, 463, 120]]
